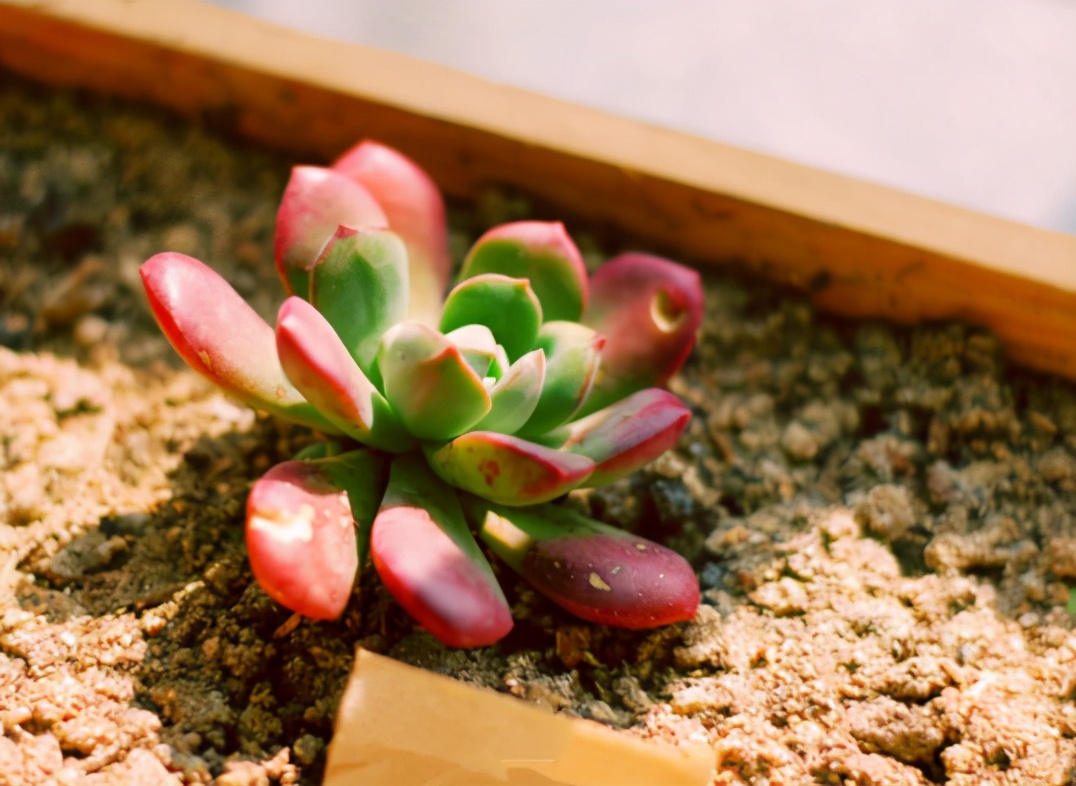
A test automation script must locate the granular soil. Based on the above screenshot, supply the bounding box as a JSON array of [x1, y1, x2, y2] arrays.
[[1, 73, 1074, 786]]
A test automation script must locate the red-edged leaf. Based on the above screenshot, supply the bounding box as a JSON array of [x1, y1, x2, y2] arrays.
[[517, 321, 604, 438], [458, 221, 588, 322], [439, 274, 542, 363], [274, 165, 387, 296], [308, 226, 409, 373], [246, 451, 388, 620], [377, 322, 491, 440], [470, 500, 700, 629], [580, 253, 703, 414], [276, 297, 412, 451], [371, 454, 512, 647], [443, 323, 503, 380], [332, 141, 451, 325], [139, 252, 332, 430], [554, 389, 691, 486], [473, 349, 546, 435], [425, 432, 593, 505]]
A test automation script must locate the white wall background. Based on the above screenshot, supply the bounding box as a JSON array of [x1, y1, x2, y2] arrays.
[[211, 0, 1076, 235]]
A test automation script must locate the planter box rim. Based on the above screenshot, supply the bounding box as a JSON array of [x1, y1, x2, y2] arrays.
[[1, 0, 1074, 380]]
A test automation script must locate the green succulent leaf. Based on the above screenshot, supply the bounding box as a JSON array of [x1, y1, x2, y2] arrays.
[[309, 226, 409, 376], [377, 322, 491, 440], [458, 221, 588, 322], [371, 454, 512, 647], [443, 324, 504, 380], [439, 274, 542, 362], [317, 449, 391, 571], [517, 321, 604, 438], [291, 440, 344, 461], [473, 349, 546, 434], [551, 388, 691, 486], [424, 431, 594, 505], [276, 297, 413, 452]]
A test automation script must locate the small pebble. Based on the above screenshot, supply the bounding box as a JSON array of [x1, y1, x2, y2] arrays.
[[73, 314, 110, 346], [292, 734, 323, 767], [780, 421, 819, 461], [855, 484, 917, 541]]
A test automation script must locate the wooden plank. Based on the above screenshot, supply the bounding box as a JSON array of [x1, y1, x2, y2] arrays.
[[1, 0, 1074, 379]]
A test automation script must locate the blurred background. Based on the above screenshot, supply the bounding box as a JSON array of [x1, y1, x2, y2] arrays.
[[209, 0, 1076, 235]]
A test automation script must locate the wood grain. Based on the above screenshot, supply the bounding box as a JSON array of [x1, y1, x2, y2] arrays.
[[2, 0, 1074, 379]]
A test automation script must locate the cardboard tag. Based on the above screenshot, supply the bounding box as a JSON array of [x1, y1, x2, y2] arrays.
[[324, 648, 712, 785]]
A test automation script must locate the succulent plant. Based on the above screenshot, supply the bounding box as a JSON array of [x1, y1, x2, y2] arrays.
[[140, 140, 705, 647]]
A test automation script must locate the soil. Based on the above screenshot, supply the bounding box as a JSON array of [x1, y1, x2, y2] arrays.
[[1, 72, 1075, 786]]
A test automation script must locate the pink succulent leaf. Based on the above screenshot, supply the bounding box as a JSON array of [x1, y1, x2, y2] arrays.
[[458, 221, 588, 322], [579, 252, 703, 415], [139, 252, 335, 431], [371, 454, 513, 647], [274, 165, 388, 297], [332, 141, 451, 326], [276, 297, 413, 452], [439, 274, 543, 363], [246, 450, 388, 620], [473, 349, 546, 435], [377, 322, 491, 441], [443, 324, 501, 380], [516, 321, 605, 438], [548, 389, 691, 487], [469, 500, 700, 629], [424, 431, 593, 506], [308, 226, 408, 374]]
